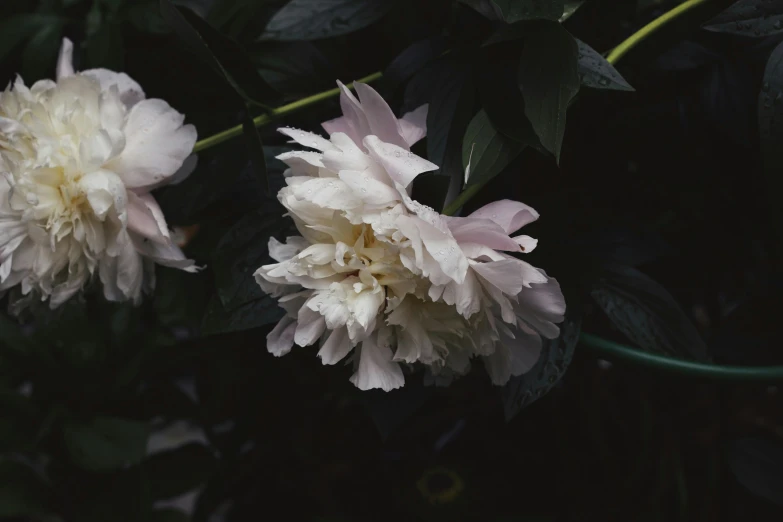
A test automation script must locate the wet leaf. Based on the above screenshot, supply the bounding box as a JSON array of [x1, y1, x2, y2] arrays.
[[501, 312, 581, 420], [260, 0, 393, 41], [703, 0, 783, 38], [575, 38, 634, 91], [591, 264, 709, 361]]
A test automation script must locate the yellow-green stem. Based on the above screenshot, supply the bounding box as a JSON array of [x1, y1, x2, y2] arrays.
[[443, 0, 709, 216], [192, 71, 383, 153]]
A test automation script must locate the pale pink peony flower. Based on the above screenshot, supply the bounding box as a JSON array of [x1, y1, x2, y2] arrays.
[[255, 81, 565, 391], [0, 38, 198, 308]]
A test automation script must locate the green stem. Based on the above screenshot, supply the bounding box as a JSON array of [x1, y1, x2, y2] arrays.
[[192, 71, 383, 153], [606, 0, 709, 64], [580, 333, 783, 382]]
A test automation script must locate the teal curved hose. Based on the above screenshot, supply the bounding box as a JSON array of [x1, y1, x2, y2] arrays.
[[580, 333, 783, 382]]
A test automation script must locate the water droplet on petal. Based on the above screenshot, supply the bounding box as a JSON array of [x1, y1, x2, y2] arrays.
[[395, 151, 401, 158], [492, 213, 498, 219]]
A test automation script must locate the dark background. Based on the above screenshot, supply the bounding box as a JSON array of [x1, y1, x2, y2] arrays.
[[1, 0, 782, 521]]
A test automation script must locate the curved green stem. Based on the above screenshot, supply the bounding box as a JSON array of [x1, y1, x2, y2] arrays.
[[606, 0, 709, 64], [192, 71, 383, 153], [580, 333, 783, 382]]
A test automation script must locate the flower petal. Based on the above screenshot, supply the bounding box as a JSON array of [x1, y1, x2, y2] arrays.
[[483, 327, 542, 385], [56, 38, 74, 80], [317, 327, 352, 365], [468, 200, 539, 234], [107, 99, 196, 189], [447, 216, 521, 252], [268, 316, 297, 357], [130, 232, 198, 273], [278, 127, 336, 152], [349, 333, 404, 391], [353, 82, 409, 149], [295, 303, 326, 347], [127, 192, 169, 244], [80, 69, 146, 108], [363, 136, 438, 188], [513, 234, 538, 252], [398, 104, 428, 147]]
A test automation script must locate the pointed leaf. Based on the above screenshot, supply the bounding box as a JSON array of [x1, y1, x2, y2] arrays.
[[160, 0, 279, 106], [501, 312, 581, 421], [575, 38, 634, 91], [759, 40, 783, 175], [591, 264, 709, 361], [703, 0, 783, 38], [462, 109, 526, 188], [517, 21, 579, 161], [492, 0, 565, 21], [260, 0, 393, 41]]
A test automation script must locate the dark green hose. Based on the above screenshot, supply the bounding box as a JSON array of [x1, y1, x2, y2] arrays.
[[580, 333, 783, 382]]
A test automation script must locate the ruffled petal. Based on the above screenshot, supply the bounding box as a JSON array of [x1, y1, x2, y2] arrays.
[[398, 104, 428, 147], [317, 327, 352, 365], [107, 99, 196, 189], [468, 200, 539, 234], [80, 69, 146, 108], [349, 333, 404, 391], [363, 136, 438, 188]]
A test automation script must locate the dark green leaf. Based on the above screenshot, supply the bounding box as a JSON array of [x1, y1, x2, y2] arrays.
[[64, 417, 149, 472], [254, 41, 334, 95], [160, 0, 279, 107], [0, 459, 51, 517], [427, 58, 474, 168], [759, 41, 783, 180], [261, 0, 393, 41], [201, 293, 283, 336], [575, 38, 634, 91], [462, 109, 526, 189], [242, 111, 269, 197], [591, 264, 709, 361], [703, 0, 783, 38], [21, 18, 64, 82], [459, 0, 564, 22], [0, 14, 59, 63], [728, 437, 783, 506], [501, 312, 580, 420], [213, 210, 286, 312], [145, 443, 217, 501], [492, 0, 565, 21], [479, 44, 542, 145], [517, 21, 579, 161], [384, 37, 448, 94]]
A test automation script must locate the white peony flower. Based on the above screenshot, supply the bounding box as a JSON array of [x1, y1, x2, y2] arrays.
[[0, 38, 198, 308], [255, 81, 566, 391]]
